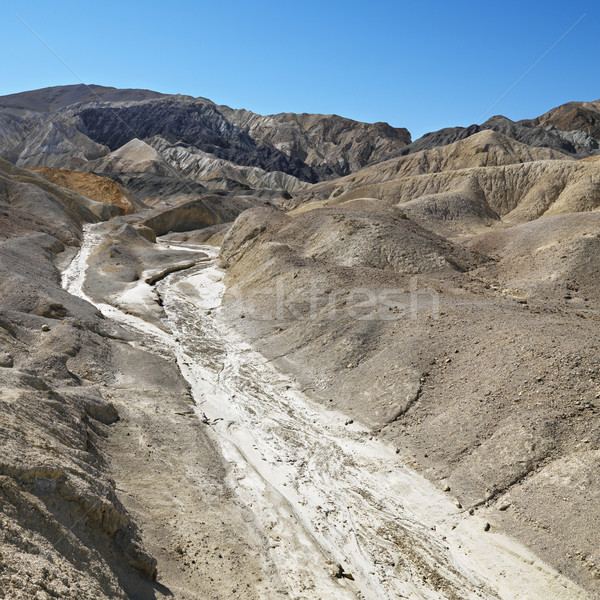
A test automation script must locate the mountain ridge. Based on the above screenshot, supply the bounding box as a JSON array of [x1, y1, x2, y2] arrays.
[[3, 83, 600, 598], [2, 85, 600, 196]]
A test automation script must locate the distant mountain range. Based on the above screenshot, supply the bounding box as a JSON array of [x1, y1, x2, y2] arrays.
[[0, 84, 410, 188], [1, 85, 598, 198]]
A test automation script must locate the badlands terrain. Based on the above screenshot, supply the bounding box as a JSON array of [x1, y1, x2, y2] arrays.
[[1, 84, 600, 599]]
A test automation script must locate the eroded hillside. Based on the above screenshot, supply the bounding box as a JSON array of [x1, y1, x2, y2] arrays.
[[1, 85, 600, 599]]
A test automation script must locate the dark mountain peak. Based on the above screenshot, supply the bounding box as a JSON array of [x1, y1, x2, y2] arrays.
[[0, 84, 413, 182]]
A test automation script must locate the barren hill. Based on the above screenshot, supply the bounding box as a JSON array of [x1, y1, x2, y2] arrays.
[[0, 85, 412, 186], [292, 131, 600, 237], [3, 86, 600, 598], [520, 99, 600, 141]]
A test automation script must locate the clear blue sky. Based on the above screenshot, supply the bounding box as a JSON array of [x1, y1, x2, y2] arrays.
[[2, 1, 598, 139]]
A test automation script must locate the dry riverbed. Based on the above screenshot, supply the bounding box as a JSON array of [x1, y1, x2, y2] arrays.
[[62, 224, 589, 599]]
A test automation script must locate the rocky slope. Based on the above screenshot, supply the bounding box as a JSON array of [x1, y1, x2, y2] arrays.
[[217, 106, 411, 178], [85, 137, 309, 196], [0, 159, 157, 598], [292, 131, 600, 237], [0, 155, 280, 598], [397, 113, 599, 158], [207, 96, 600, 596], [0, 85, 413, 192], [3, 85, 600, 598], [520, 99, 600, 141], [296, 129, 571, 198], [31, 167, 145, 215], [217, 197, 600, 596]]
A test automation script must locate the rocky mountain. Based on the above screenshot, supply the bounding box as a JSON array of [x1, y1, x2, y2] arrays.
[[396, 113, 599, 159], [3, 85, 598, 207], [217, 106, 412, 178], [520, 99, 600, 141], [85, 137, 309, 195], [291, 130, 600, 231], [3, 85, 600, 599], [0, 85, 413, 195]]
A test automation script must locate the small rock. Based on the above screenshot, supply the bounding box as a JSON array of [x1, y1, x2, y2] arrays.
[[0, 352, 13, 368], [443, 485, 451, 492], [498, 502, 511, 511], [484, 522, 491, 532], [41, 324, 51, 332], [327, 562, 354, 580]]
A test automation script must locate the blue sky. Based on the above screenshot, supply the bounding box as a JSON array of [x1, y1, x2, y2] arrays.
[[2, 1, 598, 138]]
